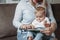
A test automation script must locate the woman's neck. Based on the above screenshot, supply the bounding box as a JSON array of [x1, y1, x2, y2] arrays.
[[29, 0, 37, 8]]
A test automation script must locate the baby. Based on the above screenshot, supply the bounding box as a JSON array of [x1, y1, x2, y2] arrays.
[[27, 6, 51, 40], [32, 6, 50, 30]]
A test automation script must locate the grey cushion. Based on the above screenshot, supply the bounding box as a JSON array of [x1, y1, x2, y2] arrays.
[[0, 4, 17, 38]]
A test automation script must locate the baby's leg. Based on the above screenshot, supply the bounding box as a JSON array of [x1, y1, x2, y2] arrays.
[[34, 33, 43, 40], [27, 32, 33, 40]]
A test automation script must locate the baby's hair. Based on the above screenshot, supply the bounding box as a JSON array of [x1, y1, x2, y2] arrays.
[[35, 6, 46, 14], [36, 6, 45, 11]]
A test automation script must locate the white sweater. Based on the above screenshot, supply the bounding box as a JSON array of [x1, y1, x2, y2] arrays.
[[32, 17, 50, 29]]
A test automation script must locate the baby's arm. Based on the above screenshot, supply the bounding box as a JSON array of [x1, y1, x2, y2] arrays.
[[42, 17, 53, 36], [44, 17, 51, 27]]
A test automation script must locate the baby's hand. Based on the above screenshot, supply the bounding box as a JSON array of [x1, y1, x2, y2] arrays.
[[44, 21, 50, 27]]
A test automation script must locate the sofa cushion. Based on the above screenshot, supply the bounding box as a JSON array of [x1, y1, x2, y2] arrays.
[[0, 4, 17, 38], [0, 36, 17, 40]]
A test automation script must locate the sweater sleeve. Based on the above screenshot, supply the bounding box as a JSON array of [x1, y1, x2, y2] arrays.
[[46, 0, 56, 23], [12, 2, 23, 29]]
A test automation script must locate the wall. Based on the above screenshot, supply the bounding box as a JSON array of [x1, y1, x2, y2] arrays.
[[53, 0, 60, 4], [0, 0, 60, 4]]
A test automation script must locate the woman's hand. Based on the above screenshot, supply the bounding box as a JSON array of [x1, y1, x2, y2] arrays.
[[40, 27, 52, 36], [20, 24, 35, 29], [44, 27, 51, 36], [20, 24, 27, 29]]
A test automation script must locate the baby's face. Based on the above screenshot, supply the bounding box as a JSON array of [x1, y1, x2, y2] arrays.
[[35, 10, 45, 22], [35, 10, 45, 18]]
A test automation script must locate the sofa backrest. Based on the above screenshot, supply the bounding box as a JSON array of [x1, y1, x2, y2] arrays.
[[0, 4, 17, 38]]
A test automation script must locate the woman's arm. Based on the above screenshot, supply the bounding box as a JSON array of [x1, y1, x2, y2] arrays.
[[12, 2, 23, 29], [46, 0, 57, 32]]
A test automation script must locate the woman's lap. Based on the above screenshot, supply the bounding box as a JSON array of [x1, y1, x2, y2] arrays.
[[17, 31, 27, 40], [17, 30, 55, 40]]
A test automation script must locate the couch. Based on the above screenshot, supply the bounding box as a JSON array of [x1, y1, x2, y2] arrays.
[[0, 4, 60, 40], [51, 4, 60, 40], [0, 4, 17, 40]]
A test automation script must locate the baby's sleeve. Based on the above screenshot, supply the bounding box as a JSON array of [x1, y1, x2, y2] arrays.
[[45, 17, 50, 24]]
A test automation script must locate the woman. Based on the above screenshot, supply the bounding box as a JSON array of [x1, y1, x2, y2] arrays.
[[12, 0, 57, 40]]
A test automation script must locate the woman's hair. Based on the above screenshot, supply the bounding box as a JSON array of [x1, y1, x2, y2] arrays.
[[30, 0, 48, 8]]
